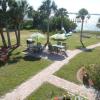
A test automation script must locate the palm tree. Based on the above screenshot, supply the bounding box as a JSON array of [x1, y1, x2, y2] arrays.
[[0, 0, 10, 47], [9, 0, 29, 46], [55, 8, 68, 29], [28, 6, 41, 29], [38, 0, 57, 45], [4, 0, 12, 47], [77, 8, 90, 48]]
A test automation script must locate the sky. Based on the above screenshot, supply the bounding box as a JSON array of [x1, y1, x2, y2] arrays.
[[27, 0, 100, 31], [27, 0, 100, 14]]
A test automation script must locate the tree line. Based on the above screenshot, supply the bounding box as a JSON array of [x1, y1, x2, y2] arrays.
[[0, 0, 92, 48], [0, 0, 29, 47]]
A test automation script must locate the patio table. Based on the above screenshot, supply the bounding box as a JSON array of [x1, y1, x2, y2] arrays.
[[52, 44, 65, 49], [52, 44, 65, 53]]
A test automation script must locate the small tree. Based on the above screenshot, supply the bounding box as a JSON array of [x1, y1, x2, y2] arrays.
[[9, 0, 29, 46]]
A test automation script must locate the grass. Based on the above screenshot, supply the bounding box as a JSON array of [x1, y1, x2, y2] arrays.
[[50, 32, 100, 50], [25, 83, 87, 100], [0, 47, 51, 96], [55, 47, 100, 84], [0, 30, 100, 50], [0, 30, 100, 96], [0, 30, 51, 96]]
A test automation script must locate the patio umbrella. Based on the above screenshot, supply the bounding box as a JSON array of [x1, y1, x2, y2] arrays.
[[50, 33, 67, 41], [30, 32, 45, 43], [65, 32, 72, 36]]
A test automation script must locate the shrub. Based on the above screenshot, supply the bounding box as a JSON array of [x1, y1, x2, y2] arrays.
[[86, 64, 100, 90]]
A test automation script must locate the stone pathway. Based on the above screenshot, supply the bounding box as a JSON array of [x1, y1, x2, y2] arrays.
[[0, 43, 100, 100]]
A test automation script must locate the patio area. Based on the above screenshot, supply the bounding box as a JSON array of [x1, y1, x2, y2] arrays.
[[24, 45, 69, 61]]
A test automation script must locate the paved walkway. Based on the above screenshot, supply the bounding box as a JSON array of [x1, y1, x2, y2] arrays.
[[0, 43, 100, 100], [47, 75, 96, 100]]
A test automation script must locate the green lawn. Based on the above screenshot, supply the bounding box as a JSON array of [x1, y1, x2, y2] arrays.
[[0, 30, 51, 96], [0, 47, 51, 96], [0, 30, 100, 97], [25, 83, 87, 100], [55, 47, 100, 84], [50, 32, 100, 50], [26, 83, 67, 100], [0, 30, 100, 50]]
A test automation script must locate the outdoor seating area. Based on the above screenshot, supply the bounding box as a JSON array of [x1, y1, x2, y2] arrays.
[[28, 42, 43, 53], [26, 32, 45, 53], [26, 32, 68, 58], [47, 42, 68, 57]]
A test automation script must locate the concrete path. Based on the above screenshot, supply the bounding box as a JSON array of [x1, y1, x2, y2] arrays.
[[47, 75, 96, 100], [0, 43, 100, 100]]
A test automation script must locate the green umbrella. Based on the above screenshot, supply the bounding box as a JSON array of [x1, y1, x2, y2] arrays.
[[30, 32, 45, 43], [50, 33, 67, 41]]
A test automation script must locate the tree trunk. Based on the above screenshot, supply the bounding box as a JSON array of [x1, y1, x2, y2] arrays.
[[47, 17, 50, 43], [61, 16, 63, 29], [14, 26, 18, 45], [43, 17, 50, 49], [6, 27, 11, 47], [0, 29, 7, 47], [17, 24, 21, 46], [80, 19, 85, 48]]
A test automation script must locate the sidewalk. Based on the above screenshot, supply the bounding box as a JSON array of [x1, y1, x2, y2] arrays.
[[0, 43, 100, 100], [47, 75, 96, 100]]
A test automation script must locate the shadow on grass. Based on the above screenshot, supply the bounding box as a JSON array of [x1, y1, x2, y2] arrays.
[[23, 55, 41, 61], [8, 56, 23, 64], [76, 46, 94, 52], [0, 56, 22, 67], [0, 55, 41, 67], [13, 52, 21, 55]]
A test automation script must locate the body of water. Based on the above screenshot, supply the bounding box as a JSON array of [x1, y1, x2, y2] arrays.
[[69, 14, 100, 31], [76, 23, 100, 31]]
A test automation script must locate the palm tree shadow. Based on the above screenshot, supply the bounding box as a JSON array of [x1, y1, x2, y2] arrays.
[[8, 56, 23, 64], [76, 46, 94, 52], [41, 51, 66, 61], [23, 55, 41, 61]]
